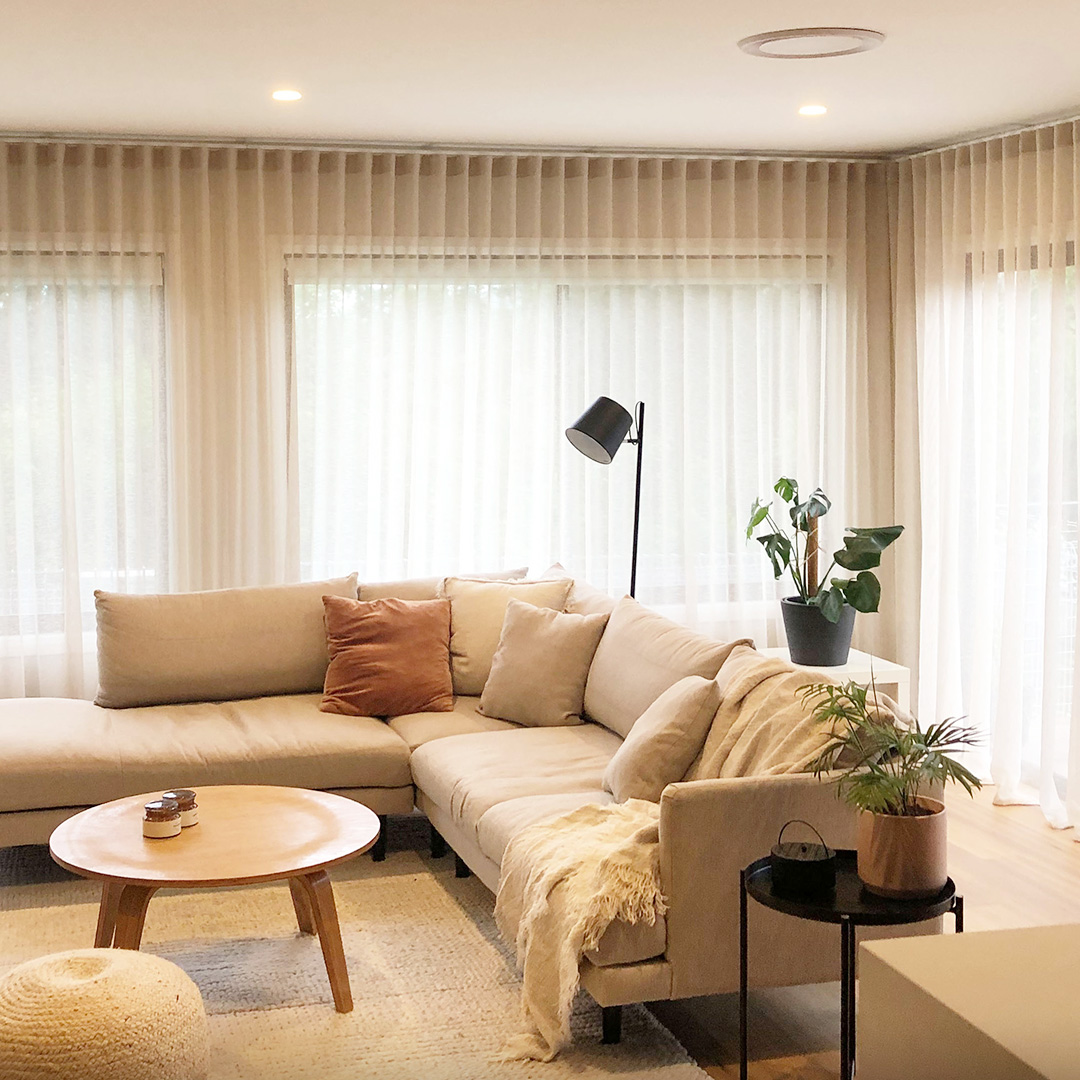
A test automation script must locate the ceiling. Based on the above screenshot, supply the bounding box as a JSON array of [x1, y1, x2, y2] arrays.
[[3, 0, 1080, 155]]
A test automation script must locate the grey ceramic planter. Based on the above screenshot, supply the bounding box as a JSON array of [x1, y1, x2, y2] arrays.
[[781, 597, 856, 666]]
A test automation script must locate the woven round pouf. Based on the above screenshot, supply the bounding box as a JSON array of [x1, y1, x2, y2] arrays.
[[0, 949, 209, 1079]]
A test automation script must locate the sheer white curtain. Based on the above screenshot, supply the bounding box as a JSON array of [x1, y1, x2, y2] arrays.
[[0, 248, 167, 695], [287, 156, 893, 647], [0, 142, 293, 697], [896, 121, 1080, 832], [292, 261, 832, 620], [0, 144, 894, 697]]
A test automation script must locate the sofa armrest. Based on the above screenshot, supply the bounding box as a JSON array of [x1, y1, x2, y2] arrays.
[[659, 772, 859, 998]]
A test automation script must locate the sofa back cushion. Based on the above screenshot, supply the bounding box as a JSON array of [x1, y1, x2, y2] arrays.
[[358, 567, 528, 602], [320, 596, 454, 717], [583, 595, 752, 738], [537, 563, 618, 617], [442, 577, 572, 695], [95, 575, 358, 708], [479, 599, 609, 726]]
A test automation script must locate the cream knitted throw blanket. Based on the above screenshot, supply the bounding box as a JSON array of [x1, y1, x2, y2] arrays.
[[494, 799, 666, 1062]]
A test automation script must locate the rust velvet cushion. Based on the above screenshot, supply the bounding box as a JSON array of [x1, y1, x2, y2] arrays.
[[320, 596, 454, 717]]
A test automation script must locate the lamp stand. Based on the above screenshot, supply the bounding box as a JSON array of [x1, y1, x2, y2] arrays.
[[629, 401, 644, 598]]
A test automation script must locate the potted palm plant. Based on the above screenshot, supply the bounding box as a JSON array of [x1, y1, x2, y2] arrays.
[[745, 477, 903, 666], [804, 680, 981, 898]]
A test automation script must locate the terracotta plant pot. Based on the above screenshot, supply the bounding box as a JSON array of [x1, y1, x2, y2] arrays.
[[856, 797, 947, 899]]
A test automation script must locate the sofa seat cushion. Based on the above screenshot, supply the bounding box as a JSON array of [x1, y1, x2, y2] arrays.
[[475, 790, 665, 967], [475, 790, 613, 865], [388, 697, 520, 751], [586, 912, 667, 967], [0, 696, 411, 813], [409, 724, 622, 835]]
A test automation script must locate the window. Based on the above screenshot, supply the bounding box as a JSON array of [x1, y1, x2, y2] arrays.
[[289, 254, 834, 634], [0, 252, 168, 638], [951, 243, 1078, 784]]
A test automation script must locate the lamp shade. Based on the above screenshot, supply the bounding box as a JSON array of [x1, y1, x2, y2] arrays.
[[565, 396, 634, 464]]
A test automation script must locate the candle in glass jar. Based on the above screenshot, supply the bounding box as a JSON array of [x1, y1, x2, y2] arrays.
[[162, 789, 198, 827], [143, 798, 181, 839]]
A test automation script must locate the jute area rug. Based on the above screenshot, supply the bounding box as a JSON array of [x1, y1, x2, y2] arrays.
[[0, 817, 707, 1080]]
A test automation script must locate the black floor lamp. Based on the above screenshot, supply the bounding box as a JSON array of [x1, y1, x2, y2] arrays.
[[565, 396, 645, 598]]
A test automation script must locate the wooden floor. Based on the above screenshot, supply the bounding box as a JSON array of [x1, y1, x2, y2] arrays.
[[3, 790, 1074, 1076], [653, 785, 1080, 1078]]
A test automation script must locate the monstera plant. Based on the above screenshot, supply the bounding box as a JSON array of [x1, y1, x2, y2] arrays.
[[746, 478, 903, 664]]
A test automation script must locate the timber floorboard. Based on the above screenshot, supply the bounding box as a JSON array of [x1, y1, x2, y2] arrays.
[[652, 784, 1080, 1077]]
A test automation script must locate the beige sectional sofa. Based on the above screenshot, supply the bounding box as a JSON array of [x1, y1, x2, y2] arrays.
[[0, 568, 930, 1038]]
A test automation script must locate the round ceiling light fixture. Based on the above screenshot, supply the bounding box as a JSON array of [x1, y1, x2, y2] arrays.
[[798, 104, 828, 117], [737, 27, 885, 59], [271, 89, 303, 102]]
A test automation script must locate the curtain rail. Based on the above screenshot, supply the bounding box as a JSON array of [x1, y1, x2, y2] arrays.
[[902, 107, 1080, 160], [4, 104, 1080, 163], [0, 130, 892, 166]]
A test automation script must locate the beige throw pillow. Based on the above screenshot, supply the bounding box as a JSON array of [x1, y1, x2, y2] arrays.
[[442, 577, 572, 695], [584, 595, 753, 738], [479, 599, 609, 726], [95, 575, 359, 708], [603, 675, 721, 802]]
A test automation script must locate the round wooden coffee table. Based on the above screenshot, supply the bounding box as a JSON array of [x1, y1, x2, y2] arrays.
[[49, 785, 381, 1013]]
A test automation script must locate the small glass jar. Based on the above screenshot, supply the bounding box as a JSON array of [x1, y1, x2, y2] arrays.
[[162, 789, 199, 828], [143, 798, 181, 839]]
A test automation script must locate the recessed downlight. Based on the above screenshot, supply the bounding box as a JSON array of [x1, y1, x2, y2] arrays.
[[271, 89, 303, 102], [738, 27, 884, 59], [799, 105, 828, 117]]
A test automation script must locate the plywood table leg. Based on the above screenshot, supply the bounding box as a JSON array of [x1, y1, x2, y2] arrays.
[[95, 881, 124, 947], [297, 870, 352, 1013], [289, 876, 316, 935], [111, 884, 158, 950]]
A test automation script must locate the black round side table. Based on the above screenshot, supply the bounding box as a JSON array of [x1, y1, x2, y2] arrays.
[[739, 849, 962, 1080]]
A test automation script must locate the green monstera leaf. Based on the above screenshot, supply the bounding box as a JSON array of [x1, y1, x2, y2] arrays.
[[833, 525, 904, 571], [841, 571, 883, 613], [756, 532, 793, 580], [773, 477, 798, 503], [790, 488, 831, 533], [745, 497, 770, 539], [813, 584, 847, 623]]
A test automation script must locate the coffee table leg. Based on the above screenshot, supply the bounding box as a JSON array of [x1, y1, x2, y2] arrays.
[[95, 881, 124, 947], [297, 870, 353, 1013], [289, 877, 317, 935], [112, 884, 158, 950]]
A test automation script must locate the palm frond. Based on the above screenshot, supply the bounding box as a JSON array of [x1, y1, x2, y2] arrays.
[[802, 680, 983, 816]]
